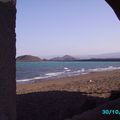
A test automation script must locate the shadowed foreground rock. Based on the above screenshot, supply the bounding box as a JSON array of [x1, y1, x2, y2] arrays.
[[17, 91, 107, 120], [72, 98, 120, 120]]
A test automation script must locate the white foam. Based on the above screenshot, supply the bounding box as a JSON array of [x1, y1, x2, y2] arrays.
[[81, 68, 85, 72], [88, 66, 120, 72], [17, 78, 33, 82], [34, 76, 49, 79], [64, 67, 69, 70], [16, 71, 65, 83], [66, 69, 71, 72], [46, 71, 64, 76]]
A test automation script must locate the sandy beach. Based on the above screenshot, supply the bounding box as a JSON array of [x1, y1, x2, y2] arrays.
[[17, 70, 120, 97], [16, 70, 120, 120]]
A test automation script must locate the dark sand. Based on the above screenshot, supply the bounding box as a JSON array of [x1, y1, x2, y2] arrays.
[[16, 70, 120, 120]]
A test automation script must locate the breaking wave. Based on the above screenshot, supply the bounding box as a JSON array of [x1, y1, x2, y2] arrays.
[[16, 66, 120, 83]]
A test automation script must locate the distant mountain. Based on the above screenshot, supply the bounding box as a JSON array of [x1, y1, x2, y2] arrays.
[[95, 53, 120, 58], [16, 52, 120, 62], [76, 52, 120, 59], [16, 55, 42, 62], [50, 55, 77, 61]]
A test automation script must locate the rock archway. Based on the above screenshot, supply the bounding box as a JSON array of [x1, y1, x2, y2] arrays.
[[0, 0, 119, 120]]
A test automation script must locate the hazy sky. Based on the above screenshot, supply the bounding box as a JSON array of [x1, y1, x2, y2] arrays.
[[16, 0, 120, 58]]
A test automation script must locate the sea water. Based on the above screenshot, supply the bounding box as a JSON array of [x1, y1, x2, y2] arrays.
[[16, 61, 120, 83]]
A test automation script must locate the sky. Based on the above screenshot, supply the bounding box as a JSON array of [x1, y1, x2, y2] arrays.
[[16, 0, 120, 58]]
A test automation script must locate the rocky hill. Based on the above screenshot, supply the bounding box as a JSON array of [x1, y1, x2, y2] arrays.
[[50, 55, 77, 61], [16, 55, 42, 62]]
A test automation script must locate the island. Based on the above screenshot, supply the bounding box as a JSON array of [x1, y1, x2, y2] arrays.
[[16, 55, 42, 62]]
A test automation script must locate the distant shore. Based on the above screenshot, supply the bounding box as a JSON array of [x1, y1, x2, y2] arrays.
[[17, 69, 120, 98], [16, 54, 120, 62]]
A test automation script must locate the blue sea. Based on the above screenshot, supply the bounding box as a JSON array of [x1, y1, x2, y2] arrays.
[[16, 61, 120, 83]]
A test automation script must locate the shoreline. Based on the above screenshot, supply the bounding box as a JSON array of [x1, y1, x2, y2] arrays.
[[16, 72, 88, 85], [16, 65, 120, 84], [17, 69, 120, 98]]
